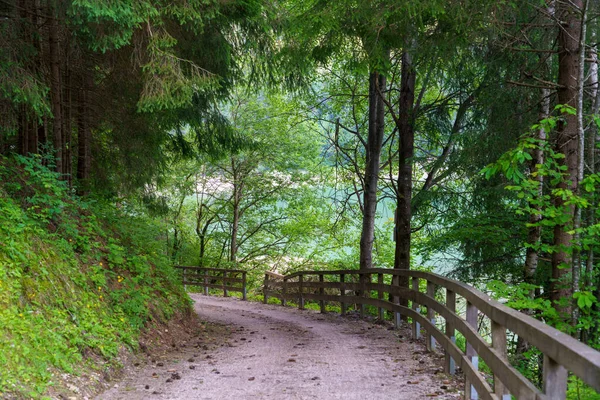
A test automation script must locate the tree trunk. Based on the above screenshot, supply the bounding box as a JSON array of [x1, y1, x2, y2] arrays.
[[230, 160, 241, 263], [230, 199, 239, 263], [585, 20, 599, 344], [525, 89, 549, 283], [63, 63, 72, 185], [33, 0, 44, 153], [48, 7, 63, 174], [17, 105, 28, 155], [38, 118, 47, 152], [394, 51, 416, 274], [198, 225, 207, 268], [359, 64, 387, 270], [172, 228, 181, 262], [586, 26, 598, 289], [77, 72, 91, 193], [28, 118, 38, 155], [392, 51, 416, 315], [551, 0, 583, 321], [196, 207, 214, 268], [517, 88, 550, 359], [571, 0, 589, 322], [16, 0, 38, 156]]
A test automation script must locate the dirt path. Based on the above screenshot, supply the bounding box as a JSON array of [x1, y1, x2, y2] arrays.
[[96, 295, 461, 400]]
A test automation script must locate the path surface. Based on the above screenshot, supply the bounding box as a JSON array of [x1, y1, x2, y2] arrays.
[[97, 295, 461, 399]]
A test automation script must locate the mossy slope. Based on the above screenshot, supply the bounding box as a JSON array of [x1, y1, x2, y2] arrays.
[[0, 155, 189, 398]]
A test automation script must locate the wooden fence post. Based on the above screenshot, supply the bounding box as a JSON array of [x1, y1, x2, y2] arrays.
[[491, 321, 509, 398], [282, 277, 287, 306], [543, 355, 568, 400], [412, 277, 420, 340], [427, 280, 436, 352], [340, 274, 346, 315], [465, 301, 479, 400], [445, 288, 456, 375], [263, 274, 269, 304], [242, 272, 247, 301], [203, 269, 209, 296], [377, 273, 384, 320], [319, 273, 325, 313], [391, 273, 401, 329], [299, 274, 305, 310], [223, 270, 229, 297], [359, 271, 368, 318]]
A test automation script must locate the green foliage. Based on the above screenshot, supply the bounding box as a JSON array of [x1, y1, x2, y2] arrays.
[[487, 280, 560, 324], [573, 290, 599, 333], [0, 154, 189, 398], [482, 113, 600, 240], [568, 376, 600, 400], [138, 28, 220, 113], [0, 21, 50, 117], [153, 90, 336, 275], [482, 110, 600, 332], [573, 291, 596, 310], [67, 0, 155, 52]]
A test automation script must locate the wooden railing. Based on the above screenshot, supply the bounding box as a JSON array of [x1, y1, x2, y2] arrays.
[[263, 269, 600, 400], [175, 266, 247, 300]]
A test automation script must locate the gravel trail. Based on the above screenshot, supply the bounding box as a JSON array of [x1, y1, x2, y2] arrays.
[[96, 295, 461, 400]]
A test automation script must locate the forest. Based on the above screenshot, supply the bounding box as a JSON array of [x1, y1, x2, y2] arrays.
[[1, 0, 600, 398]]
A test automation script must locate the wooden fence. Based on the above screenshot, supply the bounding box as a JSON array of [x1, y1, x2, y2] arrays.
[[263, 269, 600, 400], [175, 266, 247, 300]]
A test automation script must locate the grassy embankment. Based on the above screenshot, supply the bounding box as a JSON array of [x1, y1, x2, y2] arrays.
[[0, 154, 190, 398]]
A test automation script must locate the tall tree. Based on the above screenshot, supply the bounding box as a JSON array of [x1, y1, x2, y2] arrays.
[[551, 0, 584, 319], [1, 0, 273, 195], [360, 59, 388, 270], [394, 50, 416, 272]]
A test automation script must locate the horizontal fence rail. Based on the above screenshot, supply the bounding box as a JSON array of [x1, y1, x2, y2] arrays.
[[263, 269, 600, 400], [175, 266, 247, 300]]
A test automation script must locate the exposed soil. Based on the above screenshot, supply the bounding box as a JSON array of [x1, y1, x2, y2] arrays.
[[95, 295, 462, 399]]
